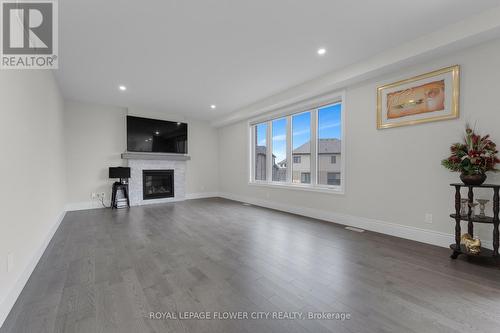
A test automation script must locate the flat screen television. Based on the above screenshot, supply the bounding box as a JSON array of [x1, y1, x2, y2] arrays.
[[127, 116, 188, 154]]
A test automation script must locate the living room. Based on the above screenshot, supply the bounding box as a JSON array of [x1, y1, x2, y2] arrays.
[[2, 1, 500, 332]]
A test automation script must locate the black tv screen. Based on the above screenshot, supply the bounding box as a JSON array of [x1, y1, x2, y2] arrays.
[[127, 116, 188, 154]]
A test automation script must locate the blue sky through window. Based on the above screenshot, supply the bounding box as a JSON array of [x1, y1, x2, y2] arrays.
[[292, 112, 311, 150], [258, 103, 341, 164], [272, 118, 287, 162], [256, 123, 267, 146], [318, 103, 341, 139]]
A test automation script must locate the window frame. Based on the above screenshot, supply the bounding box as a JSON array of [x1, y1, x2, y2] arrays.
[[248, 90, 345, 194]]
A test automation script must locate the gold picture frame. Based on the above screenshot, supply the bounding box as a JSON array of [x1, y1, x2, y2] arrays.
[[377, 65, 460, 129]]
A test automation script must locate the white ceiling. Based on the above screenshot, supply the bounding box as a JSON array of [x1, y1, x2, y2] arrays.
[[57, 0, 500, 120]]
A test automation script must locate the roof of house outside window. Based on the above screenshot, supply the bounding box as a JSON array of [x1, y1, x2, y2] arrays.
[[293, 138, 341, 155]]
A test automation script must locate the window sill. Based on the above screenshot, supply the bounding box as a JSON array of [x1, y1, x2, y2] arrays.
[[248, 181, 344, 195]]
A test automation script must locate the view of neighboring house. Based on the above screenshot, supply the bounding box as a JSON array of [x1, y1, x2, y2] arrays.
[[255, 146, 287, 181], [255, 146, 267, 180], [256, 138, 341, 185], [317, 138, 342, 185]]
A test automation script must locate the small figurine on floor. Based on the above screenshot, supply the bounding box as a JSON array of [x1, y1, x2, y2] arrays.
[[461, 233, 481, 255]]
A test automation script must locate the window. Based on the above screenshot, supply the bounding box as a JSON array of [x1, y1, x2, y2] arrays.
[[327, 172, 341, 185], [254, 123, 267, 181], [249, 97, 343, 192], [292, 112, 311, 184], [272, 118, 287, 182], [317, 104, 342, 186], [301, 172, 311, 183]]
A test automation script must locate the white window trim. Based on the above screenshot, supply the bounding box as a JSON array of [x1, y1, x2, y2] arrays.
[[248, 90, 346, 194]]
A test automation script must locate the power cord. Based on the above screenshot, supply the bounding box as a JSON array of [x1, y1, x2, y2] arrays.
[[99, 196, 108, 208]]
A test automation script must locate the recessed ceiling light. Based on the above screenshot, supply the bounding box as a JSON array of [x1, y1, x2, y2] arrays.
[[210, 105, 216, 109], [119, 85, 127, 91], [155, 131, 160, 135], [317, 48, 326, 55]]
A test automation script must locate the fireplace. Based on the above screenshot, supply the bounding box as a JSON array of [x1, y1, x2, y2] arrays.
[[142, 170, 174, 200]]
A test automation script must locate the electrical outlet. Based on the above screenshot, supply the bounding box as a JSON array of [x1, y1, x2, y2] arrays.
[[425, 213, 433, 224], [7, 252, 14, 273]]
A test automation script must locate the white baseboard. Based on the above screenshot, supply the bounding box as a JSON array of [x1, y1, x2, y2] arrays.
[[65, 192, 219, 211], [65, 200, 108, 211], [218, 192, 493, 249], [0, 210, 67, 328], [185, 192, 220, 200]]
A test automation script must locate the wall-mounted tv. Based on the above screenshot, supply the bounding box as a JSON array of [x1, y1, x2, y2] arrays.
[[127, 116, 188, 154]]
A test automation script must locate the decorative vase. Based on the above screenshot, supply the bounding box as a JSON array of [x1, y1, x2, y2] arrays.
[[460, 173, 487, 186], [476, 199, 489, 217], [460, 199, 469, 216], [468, 202, 478, 219]]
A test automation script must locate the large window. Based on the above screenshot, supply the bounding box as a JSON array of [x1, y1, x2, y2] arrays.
[[292, 112, 311, 184], [250, 99, 344, 192], [317, 104, 342, 186], [254, 123, 267, 181], [272, 118, 287, 182]]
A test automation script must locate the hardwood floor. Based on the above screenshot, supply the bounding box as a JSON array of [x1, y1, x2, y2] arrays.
[[2, 198, 500, 333]]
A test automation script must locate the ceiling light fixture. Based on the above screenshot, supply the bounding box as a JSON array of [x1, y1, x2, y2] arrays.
[[210, 105, 216, 109], [119, 85, 127, 91], [317, 48, 326, 55]]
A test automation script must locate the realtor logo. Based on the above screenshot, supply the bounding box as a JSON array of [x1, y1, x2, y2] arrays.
[[1, 0, 58, 69]]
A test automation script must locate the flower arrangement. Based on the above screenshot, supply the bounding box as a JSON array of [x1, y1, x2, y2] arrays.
[[442, 125, 499, 177]]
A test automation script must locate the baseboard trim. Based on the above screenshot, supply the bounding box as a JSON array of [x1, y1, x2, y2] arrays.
[[65, 192, 220, 211], [0, 209, 67, 328], [65, 200, 107, 211], [185, 192, 220, 200], [218, 192, 493, 249]]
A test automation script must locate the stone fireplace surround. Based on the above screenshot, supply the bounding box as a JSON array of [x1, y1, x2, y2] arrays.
[[124, 153, 189, 206]]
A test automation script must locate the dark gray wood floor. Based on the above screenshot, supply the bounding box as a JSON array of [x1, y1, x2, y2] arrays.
[[2, 198, 500, 333]]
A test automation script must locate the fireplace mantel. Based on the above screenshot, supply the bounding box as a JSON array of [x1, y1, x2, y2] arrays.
[[121, 151, 191, 161]]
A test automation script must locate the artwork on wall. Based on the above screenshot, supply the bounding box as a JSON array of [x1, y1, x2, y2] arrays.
[[377, 65, 460, 129]]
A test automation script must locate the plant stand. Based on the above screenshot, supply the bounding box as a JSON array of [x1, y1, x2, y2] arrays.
[[450, 183, 499, 260]]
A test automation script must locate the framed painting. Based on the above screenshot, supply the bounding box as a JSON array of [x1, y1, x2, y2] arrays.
[[377, 65, 460, 129]]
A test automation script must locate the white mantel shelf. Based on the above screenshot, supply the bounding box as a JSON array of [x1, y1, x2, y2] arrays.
[[121, 152, 191, 161]]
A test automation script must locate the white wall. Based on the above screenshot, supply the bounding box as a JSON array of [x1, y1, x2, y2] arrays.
[[0, 71, 66, 326], [64, 101, 127, 209], [64, 101, 219, 209], [218, 38, 500, 247]]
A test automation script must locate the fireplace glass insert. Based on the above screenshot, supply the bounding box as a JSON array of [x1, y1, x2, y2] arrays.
[[142, 170, 174, 200]]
